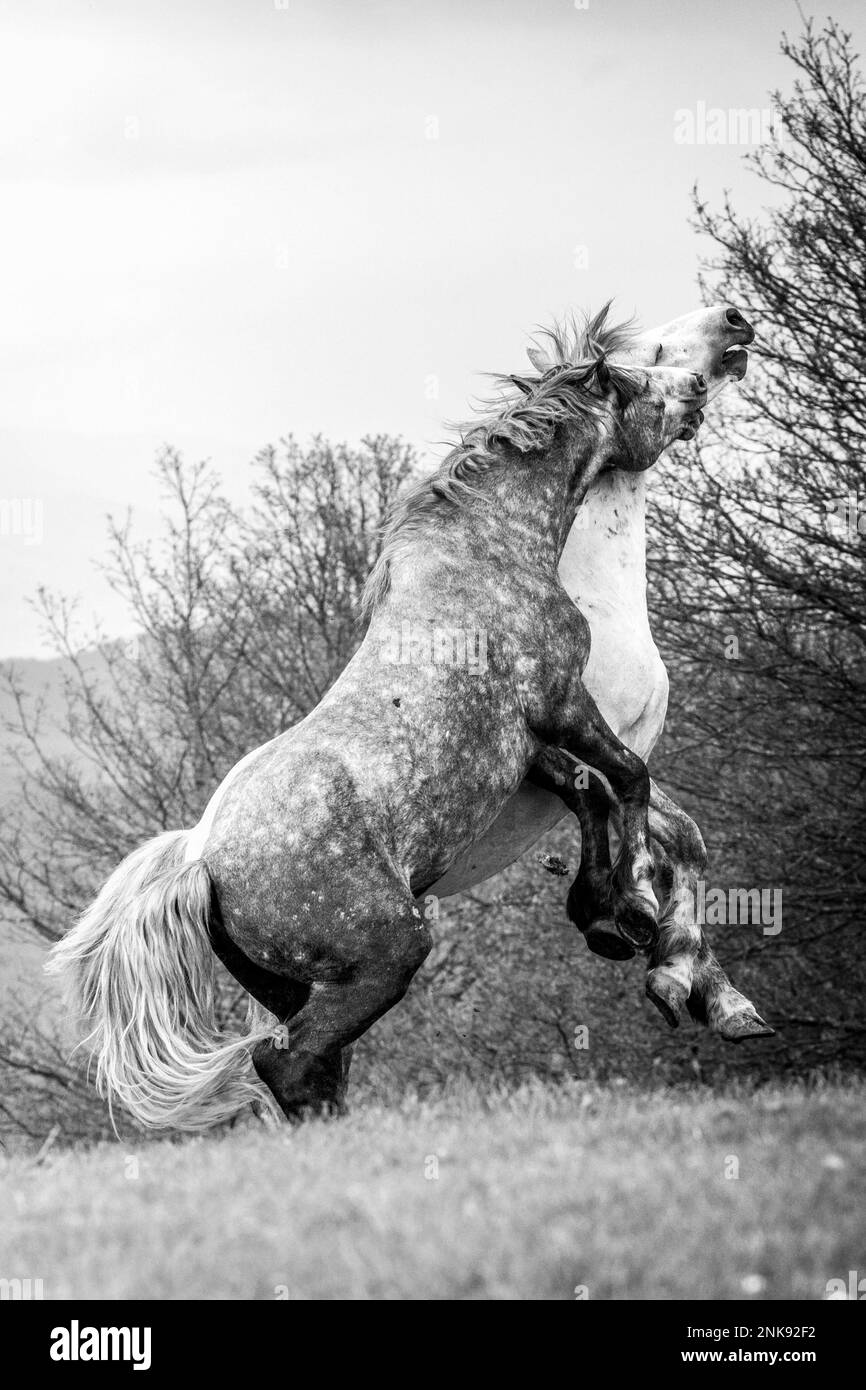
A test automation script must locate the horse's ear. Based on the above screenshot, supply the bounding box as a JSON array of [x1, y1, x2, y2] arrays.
[[508, 374, 534, 395], [527, 344, 553, 374], [596, 357, 611, 391]]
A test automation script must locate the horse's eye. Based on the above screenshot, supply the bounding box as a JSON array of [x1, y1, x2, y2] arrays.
[[654, 343, 664, 364]]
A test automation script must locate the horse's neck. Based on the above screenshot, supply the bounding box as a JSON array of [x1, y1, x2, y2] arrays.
[[479, 434, 604, 571], [558, 469, 650, 616]]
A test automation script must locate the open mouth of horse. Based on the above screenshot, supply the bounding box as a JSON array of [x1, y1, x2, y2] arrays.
[[722, 346, 749, 381]]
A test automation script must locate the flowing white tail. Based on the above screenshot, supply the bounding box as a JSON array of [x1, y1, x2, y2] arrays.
[[45, 830, 278, 1132]]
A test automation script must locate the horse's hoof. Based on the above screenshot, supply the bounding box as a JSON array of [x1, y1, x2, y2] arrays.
[[614, 901, 658, 952], [717, 1009, 776, 1044], [645, 970, 688, 1029], [583, 920, 636, 961]]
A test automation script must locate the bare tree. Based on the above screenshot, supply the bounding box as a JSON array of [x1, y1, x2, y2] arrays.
[[647, 18, 866, 1068], [0, 436, 416, 1138], [0, 436, 416, 945]]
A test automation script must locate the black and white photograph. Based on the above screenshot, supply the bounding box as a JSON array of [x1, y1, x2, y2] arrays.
[[1, 0, 864, 1333]]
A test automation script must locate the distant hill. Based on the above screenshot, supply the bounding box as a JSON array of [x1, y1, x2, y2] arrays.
[[0, 648, 112, 790], [0, 649, 112, 1004]]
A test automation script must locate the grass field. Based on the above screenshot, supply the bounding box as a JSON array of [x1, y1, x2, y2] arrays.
[[1, 1079, 863, 1300]]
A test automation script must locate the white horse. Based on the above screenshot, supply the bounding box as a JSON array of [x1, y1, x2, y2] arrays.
[[429, 305, 771, 1040]]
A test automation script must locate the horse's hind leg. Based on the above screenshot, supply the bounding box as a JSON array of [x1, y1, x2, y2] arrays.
[[207, 887, 311, 1021], [252, 1039, 348, 1118], [206, 887, 360, 1110], [252, 1039, 356, 1119], [252, 902, 432, 1122]]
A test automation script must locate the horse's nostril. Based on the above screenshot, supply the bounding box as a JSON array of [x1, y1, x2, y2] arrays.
[[695, 373, 706, 390], [724, 306, 755, 344]]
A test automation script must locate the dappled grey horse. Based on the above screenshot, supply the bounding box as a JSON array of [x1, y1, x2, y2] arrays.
[[47, 312, 709, 1129]]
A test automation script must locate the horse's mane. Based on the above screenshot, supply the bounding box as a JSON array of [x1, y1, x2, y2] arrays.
[[361, 304, 642, 620]]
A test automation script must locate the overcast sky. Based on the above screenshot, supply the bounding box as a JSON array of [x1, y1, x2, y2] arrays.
[[1, 0, 862, 657]]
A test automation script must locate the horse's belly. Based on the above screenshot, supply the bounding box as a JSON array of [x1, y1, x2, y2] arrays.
[[428, 779, 567, 898], [397, 723, 539, 891]]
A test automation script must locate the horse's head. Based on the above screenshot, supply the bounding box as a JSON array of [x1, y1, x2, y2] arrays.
[[602, 361, 709, 472], [621, 305, 755, 402]]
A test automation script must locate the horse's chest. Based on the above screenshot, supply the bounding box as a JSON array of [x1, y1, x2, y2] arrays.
[[579, 599, 669, 757]]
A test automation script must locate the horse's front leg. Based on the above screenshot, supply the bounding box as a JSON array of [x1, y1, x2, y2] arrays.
[[642, 782, 772, 1037], [530, 690, 658, 951], [618, 780, 774, 1039], [686, 929, 776, 1042], [529, 747, 634, 960], [686, 938, 775, 1040], [640, 780, 708, 1026], [531, 752, 774, 1040]]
